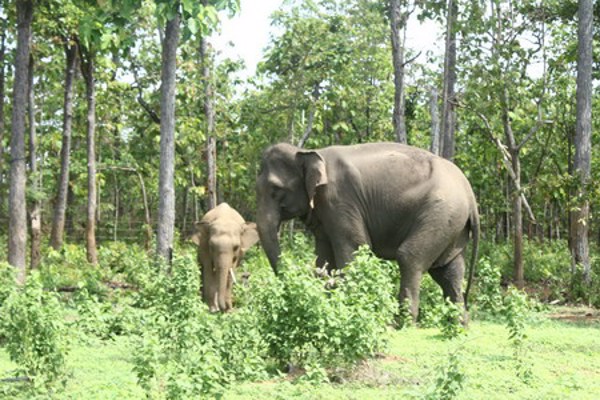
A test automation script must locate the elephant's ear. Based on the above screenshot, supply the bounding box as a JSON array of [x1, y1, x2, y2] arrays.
[[296, 151, 328, 209], [241, 222, 259, 252], [189, 222, 208, 246]]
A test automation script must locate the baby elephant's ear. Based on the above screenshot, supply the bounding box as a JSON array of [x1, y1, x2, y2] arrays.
[[241, 222, 259, 252], [188, 222, 208, 246]]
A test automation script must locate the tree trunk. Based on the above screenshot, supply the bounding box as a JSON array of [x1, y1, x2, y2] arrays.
[[50, 38, 78, 250], [0, 13, 6, 190], [440, 0, 457, 160], [571, 0, 592, 284], [429, 86, 440, 155], [8, 0, 34, 283], [156, 12, 180, 262], [389, 0, 407, 144], [200, 23, 217, 211], [511, 149, 524, 289], [501, 88, 524, 289], [298, 84, 320, 148], [80, 45, 98, 265], [28, 54, 41, 270]]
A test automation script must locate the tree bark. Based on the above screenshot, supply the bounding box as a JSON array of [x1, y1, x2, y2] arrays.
[[200, 27, 217, 211], [429, 86, 440, 155], [156, 12, 181, 262], [440, 0, 457, 160], [50, 38, 78, 250], [501, 88, 524, 289], [389, 0, 407, 144], [80, 45, 98, 265], [8, 0, 34, 283], [0, 13, 6, 186], [297, 84, 320, 148], [571, 0, 593, 284], [510, 148, 524, 289], [28, 54, 41, 270]]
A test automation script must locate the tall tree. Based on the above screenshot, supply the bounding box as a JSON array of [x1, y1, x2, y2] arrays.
[[156, 9, 181, 262], [8, 0, 34, 283], [461, 0, 547, 288], [79, 43, 98, 265], [389, 0, 408, 143], [199, 1, 217, 211], [50, 38, 78, 250], [429, 86, 440, 155], [440, 0, 457, 160], [571, 0, 593, 284], [28, 53, 42, 269], [0, 9, 6, 179]]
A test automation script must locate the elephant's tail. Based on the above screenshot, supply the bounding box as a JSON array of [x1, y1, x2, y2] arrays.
[[464, 206, 480, 311]]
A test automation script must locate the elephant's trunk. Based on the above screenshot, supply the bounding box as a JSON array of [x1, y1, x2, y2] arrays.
[[214, 253, 233, 312], [256, 190, 281, 274]]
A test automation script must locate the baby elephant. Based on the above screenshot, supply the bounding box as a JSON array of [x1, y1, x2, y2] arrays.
[[189, 203, 259, 312]]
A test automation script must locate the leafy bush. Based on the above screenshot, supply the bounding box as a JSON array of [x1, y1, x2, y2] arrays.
[[38, 245, 107, 298], [438, 298, 466, 340], [0, 261, 16, 308], [0, 272, 69, 388], [217, 309, 269, 382], [416, 276, 445, 328], [246, 245, 397, 371], [98, 242, 153, 287], [133, 254, 267, 399], [503, 287, 533, 383], [425, 348, 465, 400], [71, 289, 139, 340], [472, 256, 504, 317]]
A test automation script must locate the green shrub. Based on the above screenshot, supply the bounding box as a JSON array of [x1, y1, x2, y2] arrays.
[[133, 254, 258, 399], [0, 261, 16, 308], [98, 242, 153, 287], [438, 298, 466, 340], [246, 245, 397, 372], [72, 289, 139, 340], [416, 276, 445, 328], [39, 245, 107, 298], [425, 348, 465, 400], [503, 287, 533, 383], [472, 256, 504, 317], [0, 272, 69, 388], [217, 309, 269, 382]]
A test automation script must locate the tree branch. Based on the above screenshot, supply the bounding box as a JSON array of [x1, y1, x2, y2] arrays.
[[473, 111, 536, 223], [402, 50, 422, 67]]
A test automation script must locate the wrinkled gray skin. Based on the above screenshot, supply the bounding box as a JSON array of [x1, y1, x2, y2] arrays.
[[256, 142, 479, 318], [190, 203, 259, 312]]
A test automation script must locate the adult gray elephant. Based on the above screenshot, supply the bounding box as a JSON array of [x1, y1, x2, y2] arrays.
[[256, 142, 479, 318], [189, 203, 259, 312]]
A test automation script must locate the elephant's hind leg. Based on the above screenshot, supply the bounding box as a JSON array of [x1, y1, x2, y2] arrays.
[[428, 254, 465, 304]]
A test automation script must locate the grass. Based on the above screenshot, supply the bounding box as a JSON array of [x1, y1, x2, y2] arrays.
[[0, 336, 144, 399], [1, 307, 599, 399]]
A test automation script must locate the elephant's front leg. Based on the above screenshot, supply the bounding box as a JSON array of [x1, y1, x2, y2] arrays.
[[314, 229, 335, 272], [329, 229, 370, 270]]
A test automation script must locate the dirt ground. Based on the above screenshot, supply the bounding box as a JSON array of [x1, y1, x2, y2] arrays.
[[548, 306, 600, 324]]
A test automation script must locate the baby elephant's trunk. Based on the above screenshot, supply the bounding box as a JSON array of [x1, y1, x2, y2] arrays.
[[212, 254, 234, 312]]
